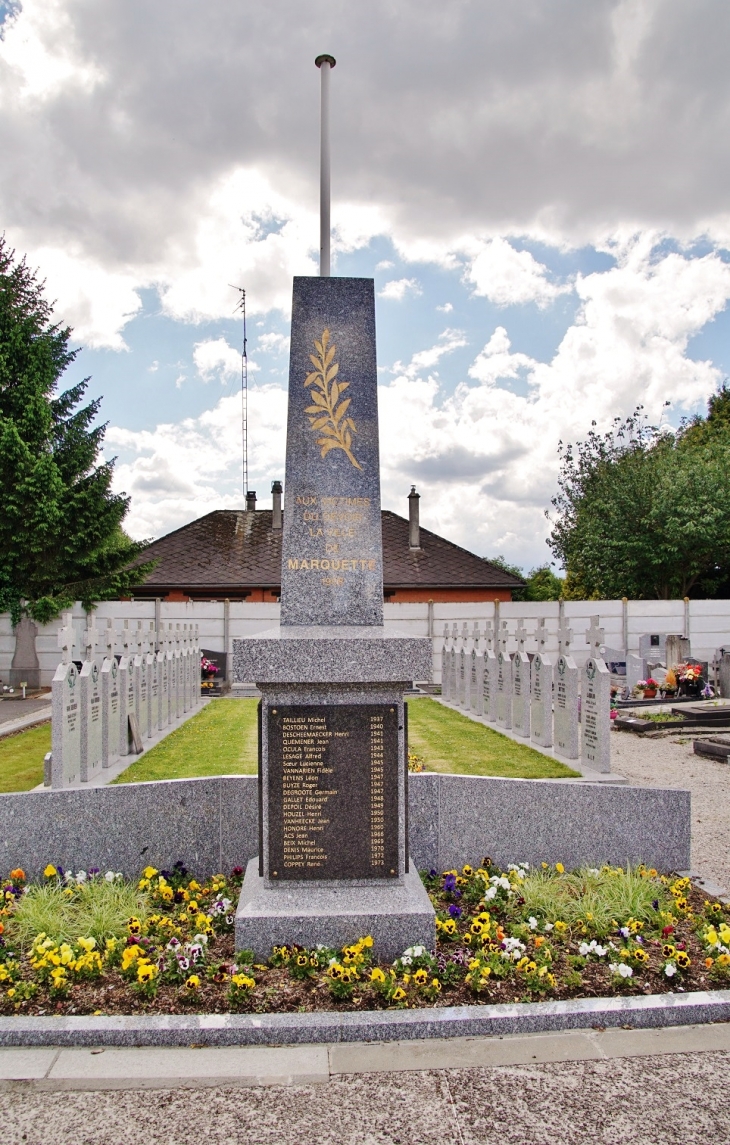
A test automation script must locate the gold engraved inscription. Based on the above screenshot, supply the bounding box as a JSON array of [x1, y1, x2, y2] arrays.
[[305, 329, 362, 470], [280, 716, 338, 869]]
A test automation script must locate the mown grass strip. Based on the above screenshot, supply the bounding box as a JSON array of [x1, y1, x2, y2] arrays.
[[113, 699, 259, 784], [0, 723, 50, 792], [407, 697, 580, 779]]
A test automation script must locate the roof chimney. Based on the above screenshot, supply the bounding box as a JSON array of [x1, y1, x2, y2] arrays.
[[245, 490, 257, 512], [408, 485, 421, 550], [271, 480, 283, 530]]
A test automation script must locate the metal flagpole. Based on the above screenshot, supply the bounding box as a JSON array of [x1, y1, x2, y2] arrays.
[[315, 54, 336, 277], [231, 287, 249, 497]]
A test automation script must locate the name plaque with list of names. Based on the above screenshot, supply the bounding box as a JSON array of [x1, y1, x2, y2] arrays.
[[268, 703, 399, 880]]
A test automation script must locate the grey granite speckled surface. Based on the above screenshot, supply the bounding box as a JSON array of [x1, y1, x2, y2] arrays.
[[280, 277, 383, 628], [235, 856, 435, 960], [0, 989, 727, 1047], [0, 771, 690, 880], [232, 631, 431, 685], [0, 777, 258, 878]]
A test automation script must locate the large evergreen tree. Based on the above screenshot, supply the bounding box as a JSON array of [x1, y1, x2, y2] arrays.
[[0, 238, 154, 623], [548, 396, 730, 599]]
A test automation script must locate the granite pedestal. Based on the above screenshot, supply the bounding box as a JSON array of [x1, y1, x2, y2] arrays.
[[235, 856, 435, 961]]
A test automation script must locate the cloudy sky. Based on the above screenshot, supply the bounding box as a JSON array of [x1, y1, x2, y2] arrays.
[[2, 0, 730, 571]]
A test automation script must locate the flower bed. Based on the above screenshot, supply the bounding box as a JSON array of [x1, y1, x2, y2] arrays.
[[0, 861, 726, 1016]]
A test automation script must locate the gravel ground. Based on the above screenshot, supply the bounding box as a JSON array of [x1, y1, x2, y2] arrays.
[[612, 726, 730, 889], [3, 1052, 729, 1144]]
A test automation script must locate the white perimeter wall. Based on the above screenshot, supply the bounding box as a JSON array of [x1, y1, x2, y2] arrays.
[[2, 598, 730, 686]]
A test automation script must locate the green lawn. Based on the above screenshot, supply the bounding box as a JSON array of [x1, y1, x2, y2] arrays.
[[113, 698, 259, 784], [0, 695, 579, 790], [407, 697, 580, 779], [0, 723, 50, 792]]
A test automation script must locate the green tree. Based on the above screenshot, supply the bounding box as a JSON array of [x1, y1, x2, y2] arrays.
[[523, 565, 564, 601], [488, 554, 526, 600], [0, 239, 154, 623], [548, 399, 730, 599]]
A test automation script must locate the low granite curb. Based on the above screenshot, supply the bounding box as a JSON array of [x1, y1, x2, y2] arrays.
[[1, 990, 729, 1047]]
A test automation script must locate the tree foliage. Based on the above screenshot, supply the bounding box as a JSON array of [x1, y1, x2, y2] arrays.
[[548, 394, 730, 599], [487, 556, 563, 601], [0, 238, 154, 623]]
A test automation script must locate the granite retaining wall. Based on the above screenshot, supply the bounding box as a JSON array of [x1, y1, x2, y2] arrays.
[[0, 774, 690, 877]]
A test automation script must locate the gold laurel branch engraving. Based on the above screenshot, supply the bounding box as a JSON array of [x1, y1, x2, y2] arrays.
[[304, 328, 362, 470]]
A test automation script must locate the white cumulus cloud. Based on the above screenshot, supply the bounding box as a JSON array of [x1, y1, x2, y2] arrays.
[[378, 278, 422, 302], [465, 238, 570, 308], [193, 337, 240, 384]]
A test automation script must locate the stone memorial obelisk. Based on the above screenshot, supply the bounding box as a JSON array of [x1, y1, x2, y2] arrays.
[[233, 55, 433, 959]]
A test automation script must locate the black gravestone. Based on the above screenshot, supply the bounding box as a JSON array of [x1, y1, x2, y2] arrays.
[[268, 703, 398, 880]]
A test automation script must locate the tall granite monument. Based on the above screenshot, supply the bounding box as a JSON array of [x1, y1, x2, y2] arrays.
[[233, 276, 433, 959]]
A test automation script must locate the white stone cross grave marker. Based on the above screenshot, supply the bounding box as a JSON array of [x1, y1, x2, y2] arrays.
[[512, 619, 531, 738], [79, 618, 103, 782], [531, 618, 553, 749], [146, 620, 158, 737], [156, 621, 169, 731], [118, 620, 136, 757], [470, 622, 482, 714], [554, 617, 579, 760], [582, 615, 611, 773], [134, 621, 149, 744], [441, 624, 452, 701], [101, 619, 121, 768], [496, 622, 513, 729], [193, 627, 201, 705], [482, 619, 498, 723], [51, 612, 80, 787]]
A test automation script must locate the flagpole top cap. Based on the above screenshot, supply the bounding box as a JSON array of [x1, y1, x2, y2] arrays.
[[315, 54, 336, 68]]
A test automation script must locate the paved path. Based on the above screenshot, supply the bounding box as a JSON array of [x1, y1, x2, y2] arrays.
[[0, 1024, 728, 1142], [612, 728, 730, 889], [0, 696, 51, 739]]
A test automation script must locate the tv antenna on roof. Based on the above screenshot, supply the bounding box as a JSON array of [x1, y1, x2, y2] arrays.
[[231, 286, 249, 496]]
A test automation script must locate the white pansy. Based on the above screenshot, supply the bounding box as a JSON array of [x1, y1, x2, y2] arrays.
[[664, 962, 677, 977], [528, 917, 539, 931], [609, 962, 634, 978]]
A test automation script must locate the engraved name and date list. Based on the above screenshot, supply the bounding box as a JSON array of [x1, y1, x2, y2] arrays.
[[267, 704, 399, 881]]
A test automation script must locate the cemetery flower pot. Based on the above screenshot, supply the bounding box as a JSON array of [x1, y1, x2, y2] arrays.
[[643, 687, 657, 699]]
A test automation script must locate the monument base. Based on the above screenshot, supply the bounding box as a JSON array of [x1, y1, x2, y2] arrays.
[[235, 857, 436, 961]]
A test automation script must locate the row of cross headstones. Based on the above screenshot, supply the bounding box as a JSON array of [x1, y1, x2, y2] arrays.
[[441, 615, 611, 772], [50, 613, 203, 788]]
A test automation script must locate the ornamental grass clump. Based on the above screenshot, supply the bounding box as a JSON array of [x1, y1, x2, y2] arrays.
[[8, 866, 148, 948]]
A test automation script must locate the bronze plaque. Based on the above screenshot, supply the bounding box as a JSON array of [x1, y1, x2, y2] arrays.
[[268, 703, 399, 880]]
